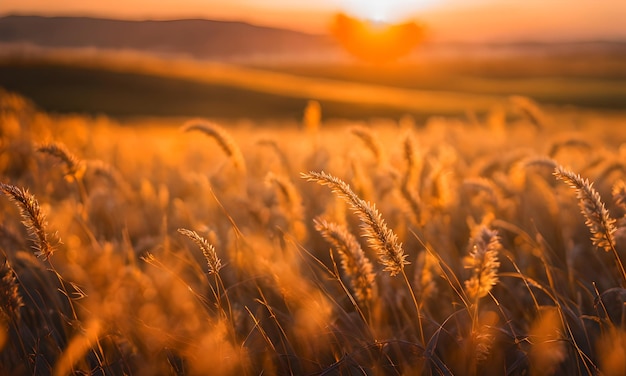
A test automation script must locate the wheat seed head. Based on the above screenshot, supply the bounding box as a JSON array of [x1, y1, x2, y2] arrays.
[[178, 228, 222, 275], [37, 141, 84, 178], [464, 226, 501, 301], [182, 120, 246, 173], [554, 165, 616, 252], [0, 183, 56, 260], [314, 218, 375, 303], [0, 259, 24, 322], [303, 171, 408, 276]]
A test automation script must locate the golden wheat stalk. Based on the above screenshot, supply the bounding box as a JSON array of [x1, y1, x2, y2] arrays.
[[521, 156, 557, 170], [401, 135, 422, 225], [528, 307, 566, 375], [612, 179, 626, 210], [548, 137, 591, 158], [0, 259, 24, 323], [178, 228, 222, 275], [509, 95, 546, 129], [182, 120, 246, 173], [302, 171, 408, 276], [266, 172, 307, 240], [256, 139, 291, 174], [414, 250, 438, 301], [37, 141, 85, 178], [464, 226, 501, 301], [553, 165, 616, 252], [350, 125, 384, 165], [53, 319, 102, 376], [462, 177, 499, 206], [303, 99, 322, 134], [265, 172, 302, 215], [471, 311, 498, 365], [87, 159, 123, 186], [314, 218, 376, 303], [0, 183, 56, 260]]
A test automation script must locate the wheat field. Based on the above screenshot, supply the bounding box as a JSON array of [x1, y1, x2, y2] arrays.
[[1, 88, 626, 375]]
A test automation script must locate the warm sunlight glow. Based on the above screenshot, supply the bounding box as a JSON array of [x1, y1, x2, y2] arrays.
[[341, 0, 437, 22], [330, 13, 425, 64]]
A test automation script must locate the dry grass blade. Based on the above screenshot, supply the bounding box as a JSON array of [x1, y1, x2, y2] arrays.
[[553, 165, 616, 252], [302, 171, 408, 276], [0, 183, 56, 260], [178, 228, 222, 275], [182, 120, 246, 173], [314, 218, 376, 304]]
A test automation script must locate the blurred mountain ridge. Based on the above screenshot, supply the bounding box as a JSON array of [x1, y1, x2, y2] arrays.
[[0, 15, 336, 59]]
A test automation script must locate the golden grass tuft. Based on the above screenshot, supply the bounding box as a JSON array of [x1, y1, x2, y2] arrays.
[[0, 183, 57, 260], [554, 165, 616, 252], [182, 119, 246, 174], [37, 141, 85, 179], [350, 125, 385, 165], [314, 218, 376, 304], [464, 226, 501, 301], [400, 134, 422, 225], [303, 171, 408, 276], [5, 88, 626, 374], [178, 228, 222, 275], [0, 259, 23, 323], [612, 179, 626, 210]]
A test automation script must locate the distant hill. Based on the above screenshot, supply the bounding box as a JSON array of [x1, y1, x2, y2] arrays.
[[0, 15, 334, 58]]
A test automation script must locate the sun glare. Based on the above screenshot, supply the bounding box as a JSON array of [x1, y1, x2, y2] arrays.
[[330, 13, 425, 63], [341, 0, 437, 23]]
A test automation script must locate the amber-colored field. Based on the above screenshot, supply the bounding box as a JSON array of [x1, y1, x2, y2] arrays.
[[1, 87, 626, 375]]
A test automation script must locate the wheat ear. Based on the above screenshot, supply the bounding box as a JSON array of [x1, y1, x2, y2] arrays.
[[0, 183, 56, 260], [265, 172, 303, 217], [612, 180, 626, 210], [464, 226, 501, 301], [314, 218, 376, 304], [521, 156, 557, 170], [302, 171, 408, 276], [182, 120, 246, 174], [554, 165, 626, 286], [0, 259, 24, 323], [401, 135, 422, 225], [37, 141, 85, 178], [266, 172, 307, 240], [178, 228, 222, 275], [509, 95, 546, 129], [350, 126, 384, 165], [553, 165, 616, 252]]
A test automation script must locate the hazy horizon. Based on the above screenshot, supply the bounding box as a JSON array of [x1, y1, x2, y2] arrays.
[[1, 1, 626, 43]]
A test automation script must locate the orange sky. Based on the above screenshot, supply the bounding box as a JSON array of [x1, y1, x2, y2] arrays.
[[1, 0, 625, 42]]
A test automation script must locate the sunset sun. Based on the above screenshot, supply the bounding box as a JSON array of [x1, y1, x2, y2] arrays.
[[341, 0, 437, 22], [330, 12, 426, 63]]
